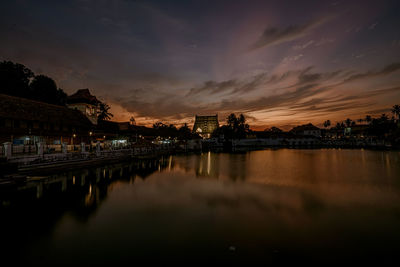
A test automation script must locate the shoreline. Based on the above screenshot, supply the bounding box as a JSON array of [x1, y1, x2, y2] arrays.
[[1, 145, 398, 181]]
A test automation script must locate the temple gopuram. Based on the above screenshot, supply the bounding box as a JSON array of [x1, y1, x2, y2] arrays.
[[192, 115, 219, 139]]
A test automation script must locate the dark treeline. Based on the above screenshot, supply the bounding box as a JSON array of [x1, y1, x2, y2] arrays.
[[0, 61, 67, 106], [323, 107, 400, 138], [0, 60, 112, 121], [152, 122, 200, 140], [212, 113, 250, 139]]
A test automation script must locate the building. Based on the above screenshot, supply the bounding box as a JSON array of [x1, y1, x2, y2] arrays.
[[67, 89, 100, 125], [290, 123, 321, 137], [0, 93, 93, 145], [192, 115, 219, 138]]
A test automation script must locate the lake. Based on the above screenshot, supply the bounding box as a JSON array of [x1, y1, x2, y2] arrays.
[[1, 149, 400, 265]]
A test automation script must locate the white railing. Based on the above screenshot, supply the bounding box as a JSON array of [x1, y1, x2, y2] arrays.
[[3, 142, 174, 166], [11, 145, 36, 154]]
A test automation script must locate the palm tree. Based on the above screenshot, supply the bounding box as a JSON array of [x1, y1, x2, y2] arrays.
[[365, 115, 372, 124], [357, 118, 363, 125], [323, 120, 331, 128], [345, 118, 352, 127], [392, 105, 400, 121], [97, 102, 113, 121], [380, 113, 389, 123]]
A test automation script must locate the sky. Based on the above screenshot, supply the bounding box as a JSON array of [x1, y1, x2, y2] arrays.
[[1, 0, 400, 130]]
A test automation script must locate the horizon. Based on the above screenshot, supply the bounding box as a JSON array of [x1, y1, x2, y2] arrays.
[[1, 0, 400, 130]]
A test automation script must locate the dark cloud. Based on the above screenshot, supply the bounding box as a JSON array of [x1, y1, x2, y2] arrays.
[[365, 108, 391, 115], [344, 62, 400, 83], [187, 73, 269, 96], [187, 67, 344, 97], [187, 79, 238, 96], [231, 73, 268, 95], [249, 17, 330, 51], [216, 84, 322, 113]]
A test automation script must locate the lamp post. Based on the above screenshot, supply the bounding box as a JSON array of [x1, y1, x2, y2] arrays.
[[89, 131, 93, 151]]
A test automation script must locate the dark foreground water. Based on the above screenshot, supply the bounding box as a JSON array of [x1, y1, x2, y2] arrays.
[[1, 149, 400, 265]]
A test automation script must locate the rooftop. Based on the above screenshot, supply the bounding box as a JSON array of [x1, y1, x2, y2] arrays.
[[0, 94, 93, 128], [68, 89, 100, 105], [290, 123, 320, 133]]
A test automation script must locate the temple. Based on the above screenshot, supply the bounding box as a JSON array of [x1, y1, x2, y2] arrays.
[[192, 115, 219, 139]]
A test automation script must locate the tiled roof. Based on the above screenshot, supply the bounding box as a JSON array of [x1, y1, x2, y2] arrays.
[[290, 123, 320, 133], [68, 89, 100, 105], [0, 94, 93, 128]]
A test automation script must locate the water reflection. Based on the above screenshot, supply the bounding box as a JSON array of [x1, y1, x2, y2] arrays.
[[194, 151, 220, 178], [1, 149, 400, 265]]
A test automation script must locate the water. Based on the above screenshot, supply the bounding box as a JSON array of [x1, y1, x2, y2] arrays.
[[1, 149, 400, 265]]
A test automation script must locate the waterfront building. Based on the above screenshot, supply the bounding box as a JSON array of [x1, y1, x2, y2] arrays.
[[192, 115, 219, 139], [0, 93, 93, 145], [67, 89, 100, 125], [290, 123, 321, 137]]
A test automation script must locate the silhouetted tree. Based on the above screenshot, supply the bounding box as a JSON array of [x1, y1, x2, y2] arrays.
[[0, 60, 34, 97], [226, 113, 250, 139], [98, 102, 113, 121], [368, 114, 396, 137], [345, 118, 352, 127], [334, 122, 345, 129], [153, 121, 167, 129], [178, 123, 197, 140], [227, 113, 238, 129], [392, 105, 400, 121], [323, 120, 331, 128], [0, 61, 68, 106], [365, 115, 372, 124], [380, 113, 389, 123], [30, 75, 67, 105]]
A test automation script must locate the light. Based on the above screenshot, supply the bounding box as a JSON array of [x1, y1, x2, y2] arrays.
[[103, 135, 106, 139], [89, 131, 92, 136], [73, 134, 76, 138]]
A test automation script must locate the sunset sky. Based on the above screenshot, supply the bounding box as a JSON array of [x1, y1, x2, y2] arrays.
[[1, 0, 400, 130]]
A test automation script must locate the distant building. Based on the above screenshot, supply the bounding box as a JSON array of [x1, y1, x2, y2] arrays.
[[290, 123, 321, 137], [192, 115, 219, 139], [67, 89, 100, 125]]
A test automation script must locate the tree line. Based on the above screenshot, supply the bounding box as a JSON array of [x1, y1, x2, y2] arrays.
[[322, 106, 400, 131], [321, 106, 400, 138], [0, 60, 113, 121]]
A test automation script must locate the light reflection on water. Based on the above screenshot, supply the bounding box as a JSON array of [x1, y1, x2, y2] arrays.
[[1, 149, 400, 265]]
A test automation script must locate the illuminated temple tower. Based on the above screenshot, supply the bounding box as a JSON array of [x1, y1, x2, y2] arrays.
[[192, 114, 219, 139]]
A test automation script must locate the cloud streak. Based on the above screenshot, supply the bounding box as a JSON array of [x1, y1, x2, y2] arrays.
[[249, 17, 331, 51], [344, 62, 400, 83]]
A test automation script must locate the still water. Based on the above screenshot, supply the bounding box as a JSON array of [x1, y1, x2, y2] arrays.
[[1, 149, 400, 264]]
